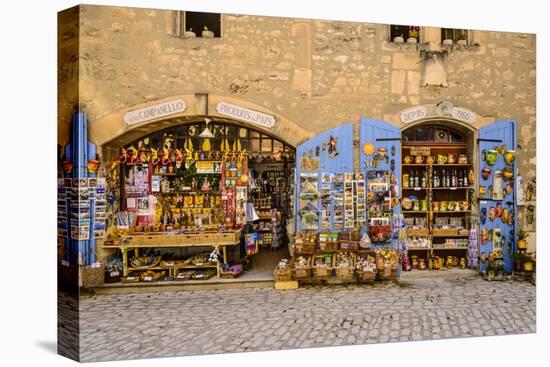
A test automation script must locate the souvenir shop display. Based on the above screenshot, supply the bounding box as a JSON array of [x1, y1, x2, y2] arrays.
[[355, 252, 377, 283], [312, 253, 333, 280]]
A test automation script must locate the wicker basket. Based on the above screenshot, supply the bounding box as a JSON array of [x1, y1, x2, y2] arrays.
[[295, 242, 315, 254], [219, 269, 242, 278], [356, 269, 377, 283], [191, 269, 216, 280], [312, 265, 332, 280], [293, 265, 312, 279], [340, 241, 359, 251], [433, 228, 459, 236], [335, 266, 355, 281], [274, 268, 293, 282], [318, 241, 338, 252], [406, 228, 429, 237], [81, 263, 104, 288]]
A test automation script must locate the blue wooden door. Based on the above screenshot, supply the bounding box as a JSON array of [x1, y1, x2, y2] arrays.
[[359, 118, 402, 218], [295, 123, 354, 232], [478, 120, 517, 273]]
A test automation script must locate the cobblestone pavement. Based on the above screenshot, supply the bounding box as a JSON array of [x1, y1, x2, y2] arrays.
[[77, 278, 535, 362]]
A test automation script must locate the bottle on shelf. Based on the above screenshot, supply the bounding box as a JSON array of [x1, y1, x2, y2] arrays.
[[409, 171, 415, 189], [433, 169, 440, 188], [442, 169, 446, 188], [458, 170, 463, 187], [463, 169, 469, 187], [414, 170, 419, 188], [452, 169, 457, 188], [421, 171, 427, 188]]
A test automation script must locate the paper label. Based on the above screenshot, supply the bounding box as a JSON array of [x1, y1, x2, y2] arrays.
[[144, 276, 152, 281]]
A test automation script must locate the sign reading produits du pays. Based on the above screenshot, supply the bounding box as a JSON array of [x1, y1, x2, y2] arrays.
[[216, 102, 276, 128], [124, 99, 186, 125]]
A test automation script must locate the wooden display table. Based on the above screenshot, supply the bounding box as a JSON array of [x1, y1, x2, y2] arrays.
[[100, 229, 242, 277]]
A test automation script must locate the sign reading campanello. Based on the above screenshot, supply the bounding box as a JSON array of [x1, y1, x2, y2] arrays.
[[216, 102, 276, 128], [124, 99, 186, 125]]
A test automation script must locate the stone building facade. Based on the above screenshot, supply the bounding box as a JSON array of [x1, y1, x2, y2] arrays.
[[58, 4, 536, 249]]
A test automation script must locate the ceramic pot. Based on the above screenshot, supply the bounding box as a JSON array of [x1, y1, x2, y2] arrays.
[[394, 36, 405, 44], [433, 201, 440, 211], [437, 154, 448, 165], [443, 39, 453, 46], [447, 201, 456, 211], [404, 155, 413, 164], [458, 154, 468, 164], [447, 153, 457, 164], [459, 258, 466, 269], [501, 208, 509, 223], [63, 160, 73, 174], [479, 185, 486, 196], [413, 200, 421, 211], [377, 148, 387, 160], [523, 261, 535, 272], [418, 258, 426, 270], [489, 207, 496, 221], [426, 156, 435, 165], [415, 155, 425, 164], [407, 37, 418, 44], [440, 201, 448, 212], [482, 167, 492, 180], [495, 203, 502, 218], [485, 150, 498, 165], [504, 150, 516, 165], [460, 201, 469, 211], [421, 200, 428, 211], [87, 159, 100, 174], [446, 256, 454, 269], [502, 167, 514, 181], [403, 174, 410, 188], [518, 239, 527, 250], [505, 182, 512, 195]]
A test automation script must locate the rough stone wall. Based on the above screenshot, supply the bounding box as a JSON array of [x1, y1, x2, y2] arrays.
[[62, 5, 537, 248]]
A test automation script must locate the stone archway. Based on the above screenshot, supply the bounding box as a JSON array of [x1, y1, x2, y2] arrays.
[[89, 94, 313, 156]]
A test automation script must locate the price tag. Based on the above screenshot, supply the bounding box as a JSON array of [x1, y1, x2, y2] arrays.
[[144, 276, 152, 281], [110, 271, 119, 277], [450, 187, 457, 191], [414, 187, 420, 191], [126, 276, 135, 280], [480, 200, 488, 205]]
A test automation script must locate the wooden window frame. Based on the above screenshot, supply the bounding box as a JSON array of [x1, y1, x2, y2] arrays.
[[172, 10, 223, 38]]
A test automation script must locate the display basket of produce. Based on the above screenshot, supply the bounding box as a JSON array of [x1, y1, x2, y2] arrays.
[[130, 255, 161, 269], [191, 268, 217, 280], [188, 253, 216, 267], [140, 270, 167, 282], [274, 259, 293, 282], [294, 242, 315, 254], [318, 241, 338, 251], [356, 253, 377, 283], [375, 249, 399, 279], [312, 254, 333, 280], [174, 270, 195, 281], [81, 262, 104, 288], [368, 225, 392, 243], [219, 264, 243, 278], [160, 260, 178, 268], [339, 241, 360, 251], [432, 228, 459, 236], [334, 252, 356, 281], [291, 256, 312, 279], [406, 228, 429, 237], [338, 231, 361, 242]]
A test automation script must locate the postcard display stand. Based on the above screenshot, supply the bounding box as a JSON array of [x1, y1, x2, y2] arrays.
[[478, 120, 518, 273], [295, 124, 355, 232], [359, 119, 402, 257], [60, 112, 102, 266]]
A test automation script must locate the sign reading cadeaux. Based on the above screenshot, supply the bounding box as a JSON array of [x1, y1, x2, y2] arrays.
[[124, 99, 186, 125], [216, 102, 276, 128]]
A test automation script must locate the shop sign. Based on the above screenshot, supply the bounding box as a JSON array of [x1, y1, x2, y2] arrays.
[[216, 102, 276, 128], [410, 146, 431, 156], [123, 99, 186, 125], [400, 106, 427, 124], [451, 106, 476, 124]]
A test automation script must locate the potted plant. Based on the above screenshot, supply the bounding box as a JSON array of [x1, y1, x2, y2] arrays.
[[407, 28, 419, 44], [442, 29, 454, 46], [456, 31, 468, 46], [494, 262, 505, 280], [512, 251, 525, 272], [486, 262, 495, 281], [517, 229, 529, 250], [394, 33, 404, 44], [523, 253, 535, 272]]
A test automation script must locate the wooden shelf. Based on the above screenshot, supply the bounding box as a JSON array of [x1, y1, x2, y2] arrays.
[[432, 247, 469, 250], [402, 144, 467, 148], [402, 211, 429, 213], [433, 211, 471, 214], [402, 164, 471, 167]]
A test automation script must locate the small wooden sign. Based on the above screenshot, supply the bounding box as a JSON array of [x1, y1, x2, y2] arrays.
[[410, 146, 431, 156]]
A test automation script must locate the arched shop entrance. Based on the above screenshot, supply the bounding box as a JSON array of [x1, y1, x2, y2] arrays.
[[101, 117, 297, 282], [400, 120, 478, 271]]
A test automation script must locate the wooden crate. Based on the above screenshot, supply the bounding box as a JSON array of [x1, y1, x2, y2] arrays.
[[180, 233, 197, 246], [433, 228, 459, 236], [274, 280, 299, 290], [198, 232, 217, 245], [141, 235, 162, 245], [294, 242, 315, 254], [406, 228, 429, 237], [335, 266, 354, 281], [124, 235, 141, 246], [318, 241, 338, 252]]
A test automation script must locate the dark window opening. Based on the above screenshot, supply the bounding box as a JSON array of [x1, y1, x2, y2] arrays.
[[390, 25, 421, 42], [185, 11, 221, 37], [402, 125, 466, 144], [441, 28, 468, 44]]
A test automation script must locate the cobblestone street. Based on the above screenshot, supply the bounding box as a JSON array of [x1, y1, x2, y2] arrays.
[[76, 278, 536, 362]]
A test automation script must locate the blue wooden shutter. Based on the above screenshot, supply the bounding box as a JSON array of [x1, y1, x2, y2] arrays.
[[295, 123, 354, 232], [478, 120, 517, 273], [359, 117, 401, 217]]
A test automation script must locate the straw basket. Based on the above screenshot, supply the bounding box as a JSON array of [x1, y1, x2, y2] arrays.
[[312, 265, 332, 280], [318, 241, 338, 252], [295, 242, 315, 254], [274, 268, 293, 282], [81, 263, 104, 288], [335, 265, 355, 281], [356, 269, 377, 283]]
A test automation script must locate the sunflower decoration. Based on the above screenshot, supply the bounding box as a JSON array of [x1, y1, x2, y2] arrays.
[[362, 142, 375, 155]]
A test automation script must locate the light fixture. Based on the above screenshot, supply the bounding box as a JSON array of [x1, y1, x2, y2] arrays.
[[199, 118, 215, 138]]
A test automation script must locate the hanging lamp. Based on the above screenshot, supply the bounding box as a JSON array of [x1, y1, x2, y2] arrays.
[[199, 118, 215, 138]]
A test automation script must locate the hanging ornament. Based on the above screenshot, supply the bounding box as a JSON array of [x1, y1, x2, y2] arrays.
[[362, 142, 375, 155], [391, 145, 396, 156]]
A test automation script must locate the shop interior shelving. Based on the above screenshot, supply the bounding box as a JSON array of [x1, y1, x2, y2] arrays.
[[402, 144, 473, 261]]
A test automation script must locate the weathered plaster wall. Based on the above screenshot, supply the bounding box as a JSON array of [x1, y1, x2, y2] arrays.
[[58, 5, 536, 248]]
